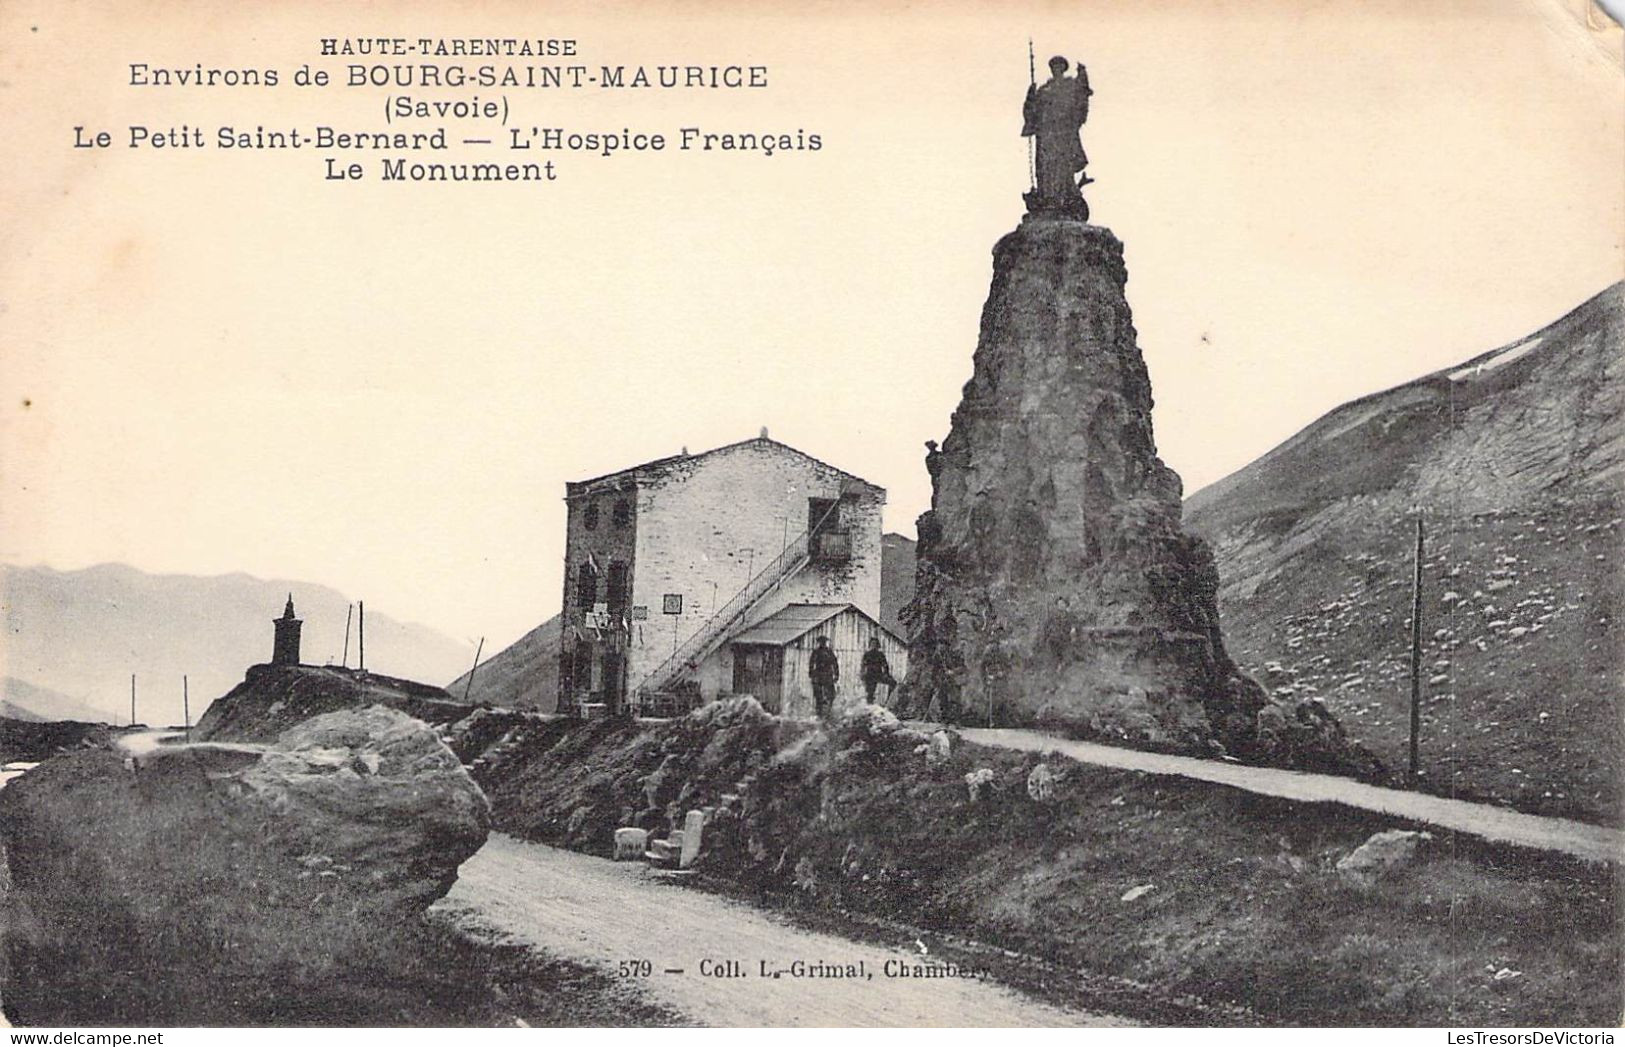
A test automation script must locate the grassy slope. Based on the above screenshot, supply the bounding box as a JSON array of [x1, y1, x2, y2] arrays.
[[465, 707, 1619, 1027], [448, 616, 561, 712], [1213, 503, 1621, 823], [1186, 285, 1623, 824]]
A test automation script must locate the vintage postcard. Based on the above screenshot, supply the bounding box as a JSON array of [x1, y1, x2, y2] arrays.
[[0, 0, 1621, 1033]]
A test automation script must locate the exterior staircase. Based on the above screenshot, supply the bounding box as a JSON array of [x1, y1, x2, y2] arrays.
[[633, 501, 842, 699]]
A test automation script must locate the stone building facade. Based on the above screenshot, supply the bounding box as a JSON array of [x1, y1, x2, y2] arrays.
[[558, 435, 886, 713]]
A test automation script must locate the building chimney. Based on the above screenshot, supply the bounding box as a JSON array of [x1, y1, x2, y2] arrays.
[[272, 594, 302, 666], [759, 426, 770, 439]]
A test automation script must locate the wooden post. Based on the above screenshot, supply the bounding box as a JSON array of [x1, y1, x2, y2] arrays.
[[130, 674, 136, 728], [463, 637, 484, 702], [1409, 515, 1424, 781], [341, 603, 353, 668], [183, 675, 190, 742], [358, 600, 366, 672]]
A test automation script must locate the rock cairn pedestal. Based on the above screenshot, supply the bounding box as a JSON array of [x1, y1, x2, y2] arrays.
[[902, 218, 1268, 753]]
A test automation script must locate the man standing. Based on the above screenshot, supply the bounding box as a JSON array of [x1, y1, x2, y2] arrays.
[[861, 637, 896, 704], [809, 636, 840, 721], [1022, 55, 1093, 218]]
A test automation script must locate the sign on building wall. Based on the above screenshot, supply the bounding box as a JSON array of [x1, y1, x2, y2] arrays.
[[631, 606, 649, 620], [662, 594, 683, 615]]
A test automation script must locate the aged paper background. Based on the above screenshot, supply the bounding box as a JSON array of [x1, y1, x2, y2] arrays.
[[1, 0, 1620, 677]]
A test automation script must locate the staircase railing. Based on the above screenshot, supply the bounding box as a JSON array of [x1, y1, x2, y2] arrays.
[[634, 501, 841, 698]]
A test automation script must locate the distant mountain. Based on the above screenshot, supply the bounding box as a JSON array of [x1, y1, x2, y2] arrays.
[[1, 563, 473, 726], [448, 614, 560, 712], [880, 532, 917, 638], [1, 676, 106, 724], [452, 533, 924, 712], [1186, 283, 1623, 822]]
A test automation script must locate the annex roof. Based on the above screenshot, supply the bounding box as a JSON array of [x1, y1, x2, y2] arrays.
[[566, 437, 883, 496], [726, 603, 900, 648]]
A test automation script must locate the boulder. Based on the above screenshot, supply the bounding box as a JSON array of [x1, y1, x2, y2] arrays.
[[925, 730, 953, 768], [1026, 762, 1056, 802], [1336, 829, 1433, 885], [0, 704, 489, 1024], [964, 767, 996, 802]]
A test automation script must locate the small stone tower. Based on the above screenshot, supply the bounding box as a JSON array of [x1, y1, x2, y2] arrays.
[[272, 594, 302, 666]]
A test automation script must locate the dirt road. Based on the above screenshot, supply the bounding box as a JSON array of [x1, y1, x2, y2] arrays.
[[436, 833, 1127, 1027], [958, 727, 1623, 864]]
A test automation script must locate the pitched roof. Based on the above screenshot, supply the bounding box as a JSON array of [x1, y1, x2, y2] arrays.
[[566, 437, 883, 496], [726, 603, 899, 647]]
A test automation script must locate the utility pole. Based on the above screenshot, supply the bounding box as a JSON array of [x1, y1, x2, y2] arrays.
[[341, 603, 353, 668], [1409, 515, 1425, 782], [183, 675, 190, 742], [358, 600, 366, 672], [130, 674, 136, 728], [463, 637, 484, 702]]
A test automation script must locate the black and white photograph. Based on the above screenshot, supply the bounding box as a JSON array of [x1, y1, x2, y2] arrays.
[[0, 0, 1621, 1034]]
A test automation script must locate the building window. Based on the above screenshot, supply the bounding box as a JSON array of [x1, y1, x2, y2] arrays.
[[612, 499, 631, 528], [606, 560, 630, 614], [577, 561, 598, 609], [583, 502, 600, 530], [808, 497, 839, 536]]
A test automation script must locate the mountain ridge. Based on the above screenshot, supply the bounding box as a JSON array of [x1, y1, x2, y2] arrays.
[[1185, 281, 1622, 822], [2, 562, 472, 726]]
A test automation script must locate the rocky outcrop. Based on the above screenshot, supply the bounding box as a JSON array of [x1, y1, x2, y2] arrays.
[[0, 706, 487, 1023], [901, 219, 1279, 756], [195, 663, 478, 743], [0, 717, 108, 763]]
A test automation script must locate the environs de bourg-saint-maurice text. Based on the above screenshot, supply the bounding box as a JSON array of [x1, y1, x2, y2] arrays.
[[76, 37, 821, 184]]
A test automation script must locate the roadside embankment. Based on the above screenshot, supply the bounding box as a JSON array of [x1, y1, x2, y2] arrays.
[[459, 699, 1621, 1027], [0, 718, 109, 764]]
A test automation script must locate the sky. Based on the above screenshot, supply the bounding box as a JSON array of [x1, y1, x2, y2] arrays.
[[1, 0, 1621, 655]]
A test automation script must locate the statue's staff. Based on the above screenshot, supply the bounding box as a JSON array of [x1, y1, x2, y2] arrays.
[[1026, 37, 1037, 191]]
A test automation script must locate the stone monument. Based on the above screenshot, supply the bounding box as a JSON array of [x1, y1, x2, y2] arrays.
[[900, 63, 1365, 768]]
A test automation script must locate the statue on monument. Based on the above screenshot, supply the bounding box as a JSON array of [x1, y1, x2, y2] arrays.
[[1022, 55, 1093, 220]]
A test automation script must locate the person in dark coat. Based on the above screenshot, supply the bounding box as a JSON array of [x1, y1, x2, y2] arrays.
[[861, 636, 896, 703], [809, 636, 839, 721]]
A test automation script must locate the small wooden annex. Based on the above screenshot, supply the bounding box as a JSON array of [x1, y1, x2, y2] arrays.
[[702, 603, 908, 719]]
